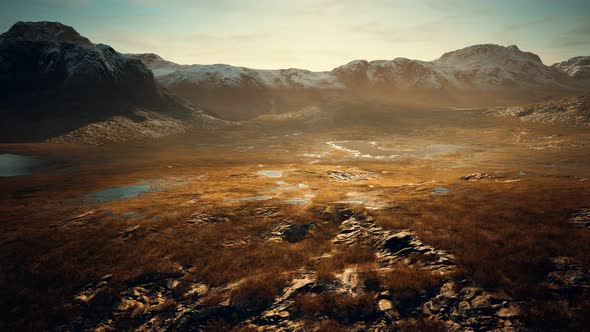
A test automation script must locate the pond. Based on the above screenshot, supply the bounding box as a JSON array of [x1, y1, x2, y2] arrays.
[[283, 199, 308, 205], [87, 184, 151, 202], [432, 187, 450, 194], [0, 154, 40, 177]]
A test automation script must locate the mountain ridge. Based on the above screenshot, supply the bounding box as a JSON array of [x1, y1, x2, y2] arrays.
[[130, 44, 589, 120], [131, 43, 588, 93], [1, 20, 588, 132], [552, 56, 590, 81]]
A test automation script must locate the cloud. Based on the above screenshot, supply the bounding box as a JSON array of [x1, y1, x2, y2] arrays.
[[495, 17, 554, 41], [294, 0, 404, 17], [226, 32, 270, 42], [351, 12, 466, 44], [29, 0, 90, 8], [426, 0, 465, 10], [557, 20, 590, 47]]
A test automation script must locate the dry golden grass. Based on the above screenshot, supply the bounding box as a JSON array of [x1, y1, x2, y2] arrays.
[[3, 168, 590, 330], [2, 110, 590, 330], [359, 269, 381, 292], [373, 179, 590, 328], [292, 291, 379, 324], [380, 263, 444, 301], [396, 317, 448, 332], [313, 244, 376, 284], [313, 319, 349, 332], [229, 273, 288, 313], [377, 181, 590, 298]]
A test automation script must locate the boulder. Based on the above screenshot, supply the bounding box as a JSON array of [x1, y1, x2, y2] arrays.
[[271, 221, 314, 242], [383, 232, 414, 254]]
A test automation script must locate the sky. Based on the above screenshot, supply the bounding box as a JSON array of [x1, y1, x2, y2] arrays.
[[0, 0, 589, 70]]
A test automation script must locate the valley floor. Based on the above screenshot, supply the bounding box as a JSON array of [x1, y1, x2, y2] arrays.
[[1, 104, 589, 331]]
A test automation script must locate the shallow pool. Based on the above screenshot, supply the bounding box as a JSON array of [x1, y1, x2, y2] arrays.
[[0, 154, 39, 177], [283, 199, 308, 205], [87, 185, 151, 202], [432, 187, 450, 194]]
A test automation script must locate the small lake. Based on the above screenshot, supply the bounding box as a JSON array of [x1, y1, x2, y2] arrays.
[[283, 199, 308, 205], [432, 187, 450, 194], [87, 185, 151, 202], [0, 154, 40, 177]]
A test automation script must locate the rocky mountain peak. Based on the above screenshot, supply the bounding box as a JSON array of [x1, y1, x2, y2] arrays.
[[0, 21, 93, 46], [333, 60, 371, 72], [435, 44, 543, 65], [130, 53, 166, 65]]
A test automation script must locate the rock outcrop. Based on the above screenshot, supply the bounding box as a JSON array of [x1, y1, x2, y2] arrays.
[[66, 207, 538, 331], [552, 56, 590, 82], [491, 95, 590, 127], [568, 208, 590, 228]]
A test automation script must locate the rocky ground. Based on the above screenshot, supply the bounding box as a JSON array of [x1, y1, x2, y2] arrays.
[[568, 208, 590, 229], [57, 204, 589, 331], [47, 107, 228, 145], [2, 105, 590, 331], [491, 95, 590, 127]]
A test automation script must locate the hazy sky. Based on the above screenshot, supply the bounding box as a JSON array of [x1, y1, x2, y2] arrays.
[[1, 0, 589, 70]]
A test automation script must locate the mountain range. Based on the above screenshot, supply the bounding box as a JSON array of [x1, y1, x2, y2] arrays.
[[0, 21, 588, 141], [131, 45, 589, 120]]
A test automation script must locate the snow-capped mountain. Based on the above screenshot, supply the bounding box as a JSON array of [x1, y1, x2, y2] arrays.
[[138, 44, 583, 93], [0, 22, 223, 143], [130, 54, 345, 120], [129, 54, 341, 89], [433, 44, 575, 89], [552, 56, 590, 82], [146, 64, 342, 90], [128, 53, 187, 76], [334, 44, 574, 91], [155, 64, 338, 120], [133, 44, 587, 119], [333, 58, 447, 90]]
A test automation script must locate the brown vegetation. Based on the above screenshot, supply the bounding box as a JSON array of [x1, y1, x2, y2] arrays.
[[314, 244, 376, 284], [380, 263, 444, 301], [2, 103, 590, 330], [292, 291, 379, 324]]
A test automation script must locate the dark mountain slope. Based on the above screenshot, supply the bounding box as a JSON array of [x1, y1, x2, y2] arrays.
[[0, 21, 224, 143]]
